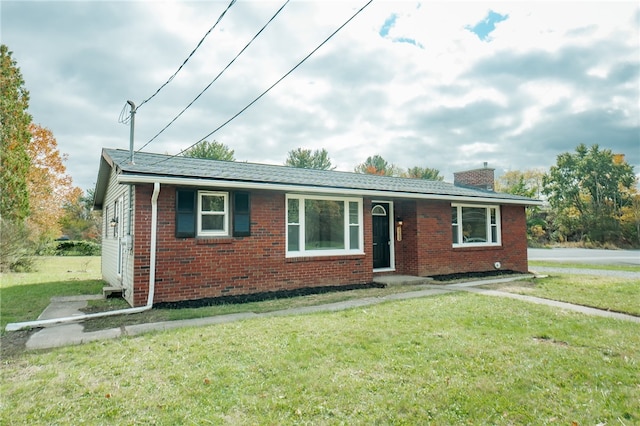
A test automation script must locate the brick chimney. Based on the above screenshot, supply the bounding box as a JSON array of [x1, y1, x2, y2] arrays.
[[454, 162, 495, 191]]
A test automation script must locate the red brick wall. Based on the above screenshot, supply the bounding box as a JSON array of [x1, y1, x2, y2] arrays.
[[131, 184, 529, 306], [390, 200, 528, 277], [454, 168, 495, 191], [132, 185, 373, 307], [393, 200, 418, 276]]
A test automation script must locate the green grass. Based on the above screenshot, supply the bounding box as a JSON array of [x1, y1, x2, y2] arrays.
[[1, 293, 638, 425], [484, 274, 640, 316], [82, 284, 431, 332], [529, 260, 640, 272], [2, 258, 639, 423], [0, 257, 103, 333]]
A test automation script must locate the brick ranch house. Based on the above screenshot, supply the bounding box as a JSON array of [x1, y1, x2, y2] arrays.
[[93, 148, 540, 307]]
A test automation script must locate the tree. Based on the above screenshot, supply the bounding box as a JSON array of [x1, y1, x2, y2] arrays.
[[284, 148, 335, 170], [619, 189, 640, 246], [60, 188, 101, 241], [542, 144, 636, 244], [183, 140, 235, 161], [403, 166, 443, 181], [496, 169, 547, 243], [495, 169, 544, 198], [1, 44, 32, 222], [354, 155, 401, 176], [26, 123, 81, 242]]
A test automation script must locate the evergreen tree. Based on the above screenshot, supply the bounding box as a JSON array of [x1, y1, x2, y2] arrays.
[[285, 148, 335, 170], [183, 140, 235, 161], [404, 166, 443, 181], [1, 44, 32, 221]]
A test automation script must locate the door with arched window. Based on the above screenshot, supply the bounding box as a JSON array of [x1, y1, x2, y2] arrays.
[[372, 202, 391, 269]]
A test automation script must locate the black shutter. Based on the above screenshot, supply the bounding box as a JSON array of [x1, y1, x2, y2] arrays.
[[176, 189, 196, 238], [233, 192, 251, 237]]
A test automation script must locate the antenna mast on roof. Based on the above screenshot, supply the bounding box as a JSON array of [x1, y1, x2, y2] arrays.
[[126, 100, 136, 164]]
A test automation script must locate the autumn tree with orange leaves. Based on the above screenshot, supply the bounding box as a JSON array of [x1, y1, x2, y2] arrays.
[[354, 155, 402, 176], [26, 123, 81, 242]]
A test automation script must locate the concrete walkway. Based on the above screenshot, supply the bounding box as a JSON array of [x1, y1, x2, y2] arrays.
[[24, 275, 640, 350]]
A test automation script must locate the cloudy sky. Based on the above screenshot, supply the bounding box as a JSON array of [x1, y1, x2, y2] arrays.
[[3, 1, 639, 192]]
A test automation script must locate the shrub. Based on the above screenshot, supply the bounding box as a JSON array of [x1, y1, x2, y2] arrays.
[[55, 240, 101, 256], [0, 219, 34, 272]]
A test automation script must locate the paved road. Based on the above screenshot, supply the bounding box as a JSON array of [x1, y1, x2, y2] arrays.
[[528, 248, 640, 266]]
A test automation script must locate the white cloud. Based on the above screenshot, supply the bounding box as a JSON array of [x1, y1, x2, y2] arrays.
[[1, 1, 638, 190]]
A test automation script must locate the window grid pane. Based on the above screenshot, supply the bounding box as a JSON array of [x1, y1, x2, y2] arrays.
[[287, 198, 299, 223], [288, 224, 300, 251], [287, 196, 361, 255], [202, 215, 224, 231], [202, 195, 225, 212], [198, 192, 228, 235], [349, 225, 359, 250], [349, 202, 359, 224], [304, 199, 345, 250], [452, 205, 500, 246]]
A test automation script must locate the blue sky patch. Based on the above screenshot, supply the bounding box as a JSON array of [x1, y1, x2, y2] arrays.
[[379, 13, 424, 48], [466, 10, 509, 41], [379, 13, 397, 37]]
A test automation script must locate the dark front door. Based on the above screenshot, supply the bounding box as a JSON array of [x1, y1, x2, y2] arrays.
[[372, 203, 391, 269]]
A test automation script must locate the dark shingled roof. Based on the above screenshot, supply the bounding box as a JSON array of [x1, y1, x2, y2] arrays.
[[95, 148, 539, 207]]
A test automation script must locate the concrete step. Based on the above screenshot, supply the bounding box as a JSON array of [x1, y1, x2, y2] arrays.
[[103, 286, 123, 298]]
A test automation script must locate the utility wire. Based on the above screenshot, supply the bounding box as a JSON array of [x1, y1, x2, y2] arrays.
[[136, 0, 237, 110], [151, 0, 374, 165], [137, 0, 291, 153]]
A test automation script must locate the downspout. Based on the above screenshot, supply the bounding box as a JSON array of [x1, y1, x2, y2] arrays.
[[5, 182, 161, 332]]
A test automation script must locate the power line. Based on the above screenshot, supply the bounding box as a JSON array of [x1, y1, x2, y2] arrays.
[[136, 0, 237, 110], [137, 0, 291, 153], [150, 0, 374, 166]]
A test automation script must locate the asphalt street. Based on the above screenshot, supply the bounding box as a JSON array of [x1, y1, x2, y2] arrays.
[[528, 248, 640, 266]]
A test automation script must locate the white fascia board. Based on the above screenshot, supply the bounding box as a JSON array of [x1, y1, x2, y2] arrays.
[[116, 174, 542, 206]]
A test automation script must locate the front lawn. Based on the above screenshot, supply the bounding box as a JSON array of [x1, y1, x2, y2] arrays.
[[483, 274, 640, 316], [0, 257, 103, 333], [2, 258, 639, 424], [1, 293, 638, 425]]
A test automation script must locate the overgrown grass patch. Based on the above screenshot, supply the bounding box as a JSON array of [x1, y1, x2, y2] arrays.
[[482, 274, 640, 316], [0, 257, 103, 333], [1, 293, 638, 425]]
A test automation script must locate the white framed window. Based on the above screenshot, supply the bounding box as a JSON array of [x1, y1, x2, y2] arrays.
[[286, 194, 363, 257], [452, 204, 501, 247], [198, 191, 228, 236]]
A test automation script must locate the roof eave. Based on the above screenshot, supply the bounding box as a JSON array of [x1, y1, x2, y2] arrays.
[[116, 173, 542, 206], [93, 149, 117, 210]]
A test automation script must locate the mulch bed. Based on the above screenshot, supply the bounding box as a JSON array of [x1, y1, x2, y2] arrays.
[[154, 282, 386, 310], [429, 269, 521, 282]]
